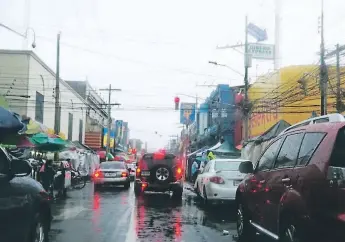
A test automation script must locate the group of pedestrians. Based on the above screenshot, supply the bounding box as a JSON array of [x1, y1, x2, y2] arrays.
[[37, 157, 74, 198]]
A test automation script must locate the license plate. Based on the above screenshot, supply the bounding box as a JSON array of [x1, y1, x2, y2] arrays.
[[105, 173, 116, 177], [233, 180, 241, 186], [141, 171, 150, 176]]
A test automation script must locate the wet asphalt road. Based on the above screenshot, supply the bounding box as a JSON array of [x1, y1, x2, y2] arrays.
[[49, 182, 239, 242]]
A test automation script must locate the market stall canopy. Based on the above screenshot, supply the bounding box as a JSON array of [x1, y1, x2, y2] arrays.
[[24, 119, 48, 134], [208, 142, 222, 151], [30, 133, 67, 152], [17, 136, 35, 148], [72, 141, 94, 152], [208, 140, 241, 157], [0, 107, 25, 136], [187, 146, 209, 157], [247, 120, 291, 145]]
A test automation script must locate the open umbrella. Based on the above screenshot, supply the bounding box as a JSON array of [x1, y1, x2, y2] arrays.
[[0, 107, 25, 136], [25, 119, 48, 134], [30, 133, 67, 152]]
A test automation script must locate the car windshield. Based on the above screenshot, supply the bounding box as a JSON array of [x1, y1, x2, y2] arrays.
[[100, 162, 125, 169], [215, 160, 242, 171]]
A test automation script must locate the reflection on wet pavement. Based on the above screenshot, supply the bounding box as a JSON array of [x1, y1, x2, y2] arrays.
[[49, 183, 239, 242]]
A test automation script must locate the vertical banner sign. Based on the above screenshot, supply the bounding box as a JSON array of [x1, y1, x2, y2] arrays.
[[103, 128, 115, 148], [180, 103, 196, 125]]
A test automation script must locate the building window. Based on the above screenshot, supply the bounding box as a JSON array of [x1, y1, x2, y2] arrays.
[[35, 92, 44, 123], [79, 119, 83, 143], [68, 113, 73, 140]]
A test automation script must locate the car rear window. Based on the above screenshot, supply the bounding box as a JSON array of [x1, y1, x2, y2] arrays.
[[215, 161, 242, 171], [100, 162, 125, 169]]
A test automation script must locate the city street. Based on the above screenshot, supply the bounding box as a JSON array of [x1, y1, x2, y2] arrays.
[[48, 182, 240, 242]]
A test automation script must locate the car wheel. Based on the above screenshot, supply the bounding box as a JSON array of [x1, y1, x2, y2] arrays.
[[30, 213, 49, 242], [172, 187, 183, 200], [124, 182, 130, 189], [237, 202, 255, 242]]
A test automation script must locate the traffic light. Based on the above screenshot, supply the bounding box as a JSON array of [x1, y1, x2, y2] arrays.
[[174, 96, 180, 110], [297, 78, 307, 95]]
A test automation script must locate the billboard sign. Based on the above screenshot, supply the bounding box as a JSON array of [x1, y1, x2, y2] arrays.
[[248, 43, 275, 60], [247, 23, 267, 41], [180, 102, 196, 125], [103, 128, 115, 148]]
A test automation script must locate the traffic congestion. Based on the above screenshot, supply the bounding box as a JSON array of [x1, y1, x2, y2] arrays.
[[2, 0, 345, 241]]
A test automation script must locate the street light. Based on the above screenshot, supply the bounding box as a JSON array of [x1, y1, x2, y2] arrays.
[[208, 61, 244, 77], [0, 23, 36, 48]]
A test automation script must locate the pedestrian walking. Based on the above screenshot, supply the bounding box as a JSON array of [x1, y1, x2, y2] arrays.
[[191, 159, 199, 183], [40, 159, 55, 197]]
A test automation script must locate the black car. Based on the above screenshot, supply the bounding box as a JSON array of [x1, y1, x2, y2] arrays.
[[0, 148, 52, 242], [134, 152, 183, 200]]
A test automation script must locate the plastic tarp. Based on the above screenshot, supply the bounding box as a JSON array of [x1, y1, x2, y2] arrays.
[[241, 120, 291, 163], [59, 150, 100, 176], [187, 146, 209, 157]]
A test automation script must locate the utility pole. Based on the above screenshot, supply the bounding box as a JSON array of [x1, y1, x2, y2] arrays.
[[319, 0, 328, 115], [54, 33, 61, 136], [336, 44, 341, 112], [243, 15, 250, 141], [99, 85, 121, 159], [53, 33, 61, 161]]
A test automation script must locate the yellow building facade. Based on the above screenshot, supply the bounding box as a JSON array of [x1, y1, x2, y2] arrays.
[[249, 65, 342, 138]]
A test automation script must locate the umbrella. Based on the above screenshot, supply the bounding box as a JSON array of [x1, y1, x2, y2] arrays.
[[17, 136, 35, 148], [25, 119, 48, 134], [30, 133, 67, 152], [0, 107, 25, 135]]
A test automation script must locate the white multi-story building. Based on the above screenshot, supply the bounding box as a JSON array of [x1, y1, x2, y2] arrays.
[[0, 49, 87, 142]]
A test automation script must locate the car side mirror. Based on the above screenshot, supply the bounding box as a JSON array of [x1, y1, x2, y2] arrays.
[[239, 161, 254, 174], [11, 159, 32, 177]]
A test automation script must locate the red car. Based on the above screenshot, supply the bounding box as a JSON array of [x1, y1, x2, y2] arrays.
[[236, 122, 345, 242]]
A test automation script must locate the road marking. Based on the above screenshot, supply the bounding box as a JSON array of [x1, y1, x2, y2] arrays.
[[125, 195, 136, 242]]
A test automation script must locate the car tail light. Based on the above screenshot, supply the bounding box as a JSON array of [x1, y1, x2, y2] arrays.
[[121, 172, 128, 177], [93, 170, 103, 179], [210, 176, 225, 184], [176, 167, 182, 175], [136, 168, 141, 176]]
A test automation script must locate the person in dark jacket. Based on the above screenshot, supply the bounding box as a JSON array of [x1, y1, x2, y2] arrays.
[[40, 159, 55, 196]]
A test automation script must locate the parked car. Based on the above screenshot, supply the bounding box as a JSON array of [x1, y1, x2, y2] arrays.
[[236, 122, 345, 242], [93, 161, 131, 190], [0, 148, 52, 242], [194, 158, 248, 204], [134, 152, 183, 200]]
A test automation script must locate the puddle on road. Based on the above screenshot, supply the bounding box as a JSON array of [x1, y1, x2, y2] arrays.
[[132, 192, 237, 241]]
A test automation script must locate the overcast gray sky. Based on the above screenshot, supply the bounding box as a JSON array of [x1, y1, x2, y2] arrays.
[[1, 0, 344, 149]]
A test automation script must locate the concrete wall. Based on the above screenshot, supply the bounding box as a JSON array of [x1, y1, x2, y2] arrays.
[[27, 54, 86, 141], [0, 51, 30, 115], [0, 50, 86, 142]]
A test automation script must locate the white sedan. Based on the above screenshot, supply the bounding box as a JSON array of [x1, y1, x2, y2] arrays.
[[194, 158, 249, 204]]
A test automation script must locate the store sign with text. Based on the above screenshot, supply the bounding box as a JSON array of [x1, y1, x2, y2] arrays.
[[250, 99, 280, 135]]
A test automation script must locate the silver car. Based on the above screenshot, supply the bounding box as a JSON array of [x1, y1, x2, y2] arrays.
[[194, 158, 248, 204], [93, 162, 131, 190]]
